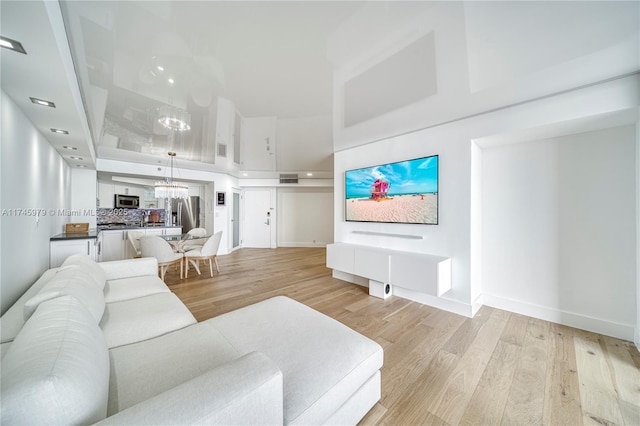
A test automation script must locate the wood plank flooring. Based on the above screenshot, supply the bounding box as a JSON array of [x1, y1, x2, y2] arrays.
[[165, 247, 640, 425]]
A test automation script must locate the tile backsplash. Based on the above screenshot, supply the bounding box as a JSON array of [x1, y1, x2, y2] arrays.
[[97, 208, 165, 225]]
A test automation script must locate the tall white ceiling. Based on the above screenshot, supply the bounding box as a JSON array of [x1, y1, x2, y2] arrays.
[[1, 1, 638, 175]]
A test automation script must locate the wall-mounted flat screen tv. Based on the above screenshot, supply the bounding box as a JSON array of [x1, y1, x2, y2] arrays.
[[345, 155, 438, 225]]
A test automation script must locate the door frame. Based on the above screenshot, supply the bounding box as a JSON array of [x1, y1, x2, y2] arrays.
[[229, 188, 241, 252]]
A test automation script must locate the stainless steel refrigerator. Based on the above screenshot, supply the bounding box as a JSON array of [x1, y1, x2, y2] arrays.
[[171, 196, 200, 233]]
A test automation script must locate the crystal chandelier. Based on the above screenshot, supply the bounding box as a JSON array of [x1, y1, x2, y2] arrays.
[[157, 105, 191, 132], [155, 152, 188, 199]]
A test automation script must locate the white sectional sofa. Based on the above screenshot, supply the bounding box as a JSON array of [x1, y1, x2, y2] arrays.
[[0, 255, 383, 425]]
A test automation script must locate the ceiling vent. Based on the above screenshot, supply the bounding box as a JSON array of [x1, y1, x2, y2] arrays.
[[217, 143, 227, 158], [279, 173, 298, 184]]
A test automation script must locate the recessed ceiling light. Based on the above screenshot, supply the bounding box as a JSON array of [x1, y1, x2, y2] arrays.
[[50, 128, 69, 135], [30, 97, 55, 108], [306, 173, 313, 177], [69, 156, 83, 160], [62, 145, 77, 150], [242, 173, 248, 177], [77, 165, 87, 168], [0, 35, 26, 54], [168, 78, 174, 84], [157, 65, 164, 72]]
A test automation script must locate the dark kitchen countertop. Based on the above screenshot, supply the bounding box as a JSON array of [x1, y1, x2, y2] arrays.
[[50, 230, 99, 241], [52, 225, 182, 241], [97, 223, 183, 231]]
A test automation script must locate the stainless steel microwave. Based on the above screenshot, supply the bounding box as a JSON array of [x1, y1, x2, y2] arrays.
[[114, 194, 139, 208]]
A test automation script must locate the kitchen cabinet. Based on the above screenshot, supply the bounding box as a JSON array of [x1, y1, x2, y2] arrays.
[[100, 227, 182, 262], [165, 227, 182, 236], [144, 227, 182, 237], [113, 184, 144, 200], [155, 197, 166, 210], [97, 182, 114, 208], [98, 183, 146, 210], [50, 237, 97, 268], [144, 228, 164, 237], [99, 230, 126, 262], [143, 187, 159, 209]]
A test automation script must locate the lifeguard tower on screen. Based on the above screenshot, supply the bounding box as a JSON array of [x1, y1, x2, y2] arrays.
[[370, 179, 391, 201]]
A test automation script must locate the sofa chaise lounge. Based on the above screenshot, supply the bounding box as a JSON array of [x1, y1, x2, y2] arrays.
[[0, 255, 383, 425]]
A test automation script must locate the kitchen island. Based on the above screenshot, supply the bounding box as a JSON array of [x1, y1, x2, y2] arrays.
[[97, 224, 182, 261]]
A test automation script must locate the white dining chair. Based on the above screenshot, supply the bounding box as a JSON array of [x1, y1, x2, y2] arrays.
[[126, 230, 145, 258], [182, 227, 207, 252], [139, 236, 184, 281], [184, 231, 222, 278]]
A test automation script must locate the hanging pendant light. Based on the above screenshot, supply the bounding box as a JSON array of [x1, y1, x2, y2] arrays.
[[155, 152, 188, 199]]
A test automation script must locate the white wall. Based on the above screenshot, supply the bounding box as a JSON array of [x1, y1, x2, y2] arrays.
[[240, 116, 277, 171], [334, 122, 474, 315], [210, 174, 237, 255], [277, 187, 333, 247], [1, 91, 71, 314], [328, 0, 640, 338], [276, 116, 333, 172], [636, 122, 640, 349], [333, 76, 638, 320], [481, 126, 636, 340], [70, 168, 97, 227], [469, 142, 482, 307]]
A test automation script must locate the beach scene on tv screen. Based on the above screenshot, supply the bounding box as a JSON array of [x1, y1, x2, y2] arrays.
[[345, 156, 438, 224]]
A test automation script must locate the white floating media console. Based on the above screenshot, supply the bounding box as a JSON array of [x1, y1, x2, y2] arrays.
[[326, 243, 451, 299]]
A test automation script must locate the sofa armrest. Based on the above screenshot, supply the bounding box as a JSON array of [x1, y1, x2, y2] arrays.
[[94, 352, 283, 425], [98, 258, 159, 281]]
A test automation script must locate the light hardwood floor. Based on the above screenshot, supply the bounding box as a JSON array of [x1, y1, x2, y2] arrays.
[[165, 247, 640, 426]]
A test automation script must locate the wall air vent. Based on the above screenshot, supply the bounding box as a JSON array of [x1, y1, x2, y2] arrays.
[[217, 143, 227, 158], [279, 173, 298, 184]]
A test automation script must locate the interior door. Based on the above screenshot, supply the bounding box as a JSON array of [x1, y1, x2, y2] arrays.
[[242, 189, 271, 248], [232, 192, 240, 249]]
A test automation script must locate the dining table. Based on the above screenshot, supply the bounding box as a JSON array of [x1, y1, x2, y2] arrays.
[[159, 233, 209, 252], [159, 233, 210, 275]]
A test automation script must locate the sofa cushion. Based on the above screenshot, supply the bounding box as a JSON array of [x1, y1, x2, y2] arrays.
[[0, 342, 11, 359], [100, 292, 197, 348], [107, 321, 241, 415], [1, 296, 110, 425], [98, 352, 283, 426], [99, 257, 159, 281], [0, 268, 58, 343], [23, 267, 105, 323], [61, 254, 107, 290], [103, 275, 170, 304], [208, 296, 384, 425]]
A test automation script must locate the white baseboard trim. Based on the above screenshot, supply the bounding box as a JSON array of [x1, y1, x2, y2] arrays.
[[331, 270, 636, 341], [392, 286, 475, 318], [278, 242, 331, 248], [483, 294, 635, 342], [471, 294, 484, 317]]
